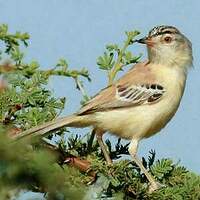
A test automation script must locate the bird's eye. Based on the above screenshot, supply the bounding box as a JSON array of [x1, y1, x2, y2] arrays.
[[164, 36, 172, 43]]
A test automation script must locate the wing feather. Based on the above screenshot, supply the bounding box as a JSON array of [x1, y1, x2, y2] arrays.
[[77, 62, 165, 115], [116, 84, 165, 104]]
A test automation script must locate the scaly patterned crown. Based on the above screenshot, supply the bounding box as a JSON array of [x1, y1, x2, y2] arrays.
[[148, 25, 180, 37]]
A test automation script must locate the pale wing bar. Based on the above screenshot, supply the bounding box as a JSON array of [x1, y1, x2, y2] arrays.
[[116, 84, 165, 104]]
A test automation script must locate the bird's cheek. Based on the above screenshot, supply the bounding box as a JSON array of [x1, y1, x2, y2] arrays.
[[146, 40, 155, 48]]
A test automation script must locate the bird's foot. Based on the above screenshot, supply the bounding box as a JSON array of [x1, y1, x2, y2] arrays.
[[148, 181, 165, 193]]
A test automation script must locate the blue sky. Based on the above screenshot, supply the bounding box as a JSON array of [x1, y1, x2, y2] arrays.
[[0, 0, 199, 177]]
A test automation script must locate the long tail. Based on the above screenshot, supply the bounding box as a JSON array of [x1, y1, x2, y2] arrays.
[[14, 114, 87, 140]]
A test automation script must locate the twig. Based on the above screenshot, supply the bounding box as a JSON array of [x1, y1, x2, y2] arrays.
[[42, 138, 96, 178], [74, 77, 90, 101]]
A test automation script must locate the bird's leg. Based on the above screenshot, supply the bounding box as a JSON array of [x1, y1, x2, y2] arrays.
[[129, 139, 162, 193], [95, 129, 112, 165]]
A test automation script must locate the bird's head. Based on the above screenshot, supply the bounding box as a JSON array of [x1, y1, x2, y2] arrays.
[[137, 25, 193, 70]]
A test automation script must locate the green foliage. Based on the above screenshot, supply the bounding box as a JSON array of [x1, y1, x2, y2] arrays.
[[0, 24, 91, 199], [0, 24, 200, 200], [0, 24, 29, 52], [150, 159, 174, 180], [88, 149, 200, 200], [0, 24, 90, 130], [0, 133, 86, 200], [97, 30, 141, 85]]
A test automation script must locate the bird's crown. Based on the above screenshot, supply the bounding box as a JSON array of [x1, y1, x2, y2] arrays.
[[148, 25, 180, 37]]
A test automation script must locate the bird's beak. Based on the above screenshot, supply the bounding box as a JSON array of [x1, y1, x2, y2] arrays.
[[136, 37, 148, 44], [136, 37, 155, 47]]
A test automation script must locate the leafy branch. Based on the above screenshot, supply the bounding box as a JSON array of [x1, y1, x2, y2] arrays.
[[97, 30, 141, 85], [0, 25, 91, 131]]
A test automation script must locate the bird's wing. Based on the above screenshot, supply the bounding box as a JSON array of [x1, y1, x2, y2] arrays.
[[78, 62, 165, 115]]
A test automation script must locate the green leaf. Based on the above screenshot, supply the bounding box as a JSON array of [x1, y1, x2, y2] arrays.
[[56, 58, 68, 70], [0, 24, 8, 34], [97, 52, 115, 70], [106, 44, 119, 52], [151, 159, 174, 180]]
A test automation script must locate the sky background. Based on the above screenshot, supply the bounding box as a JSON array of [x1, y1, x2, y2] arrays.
[[0, 1, 199, 198]]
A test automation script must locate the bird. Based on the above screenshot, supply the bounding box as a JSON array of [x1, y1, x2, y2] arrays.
[[14, 25, 193, 192]]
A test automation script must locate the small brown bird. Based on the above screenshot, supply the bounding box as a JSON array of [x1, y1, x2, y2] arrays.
[[15, 25, 193, 192]]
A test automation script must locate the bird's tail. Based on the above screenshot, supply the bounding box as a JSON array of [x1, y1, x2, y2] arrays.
[[14, 114, 89, 140]]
